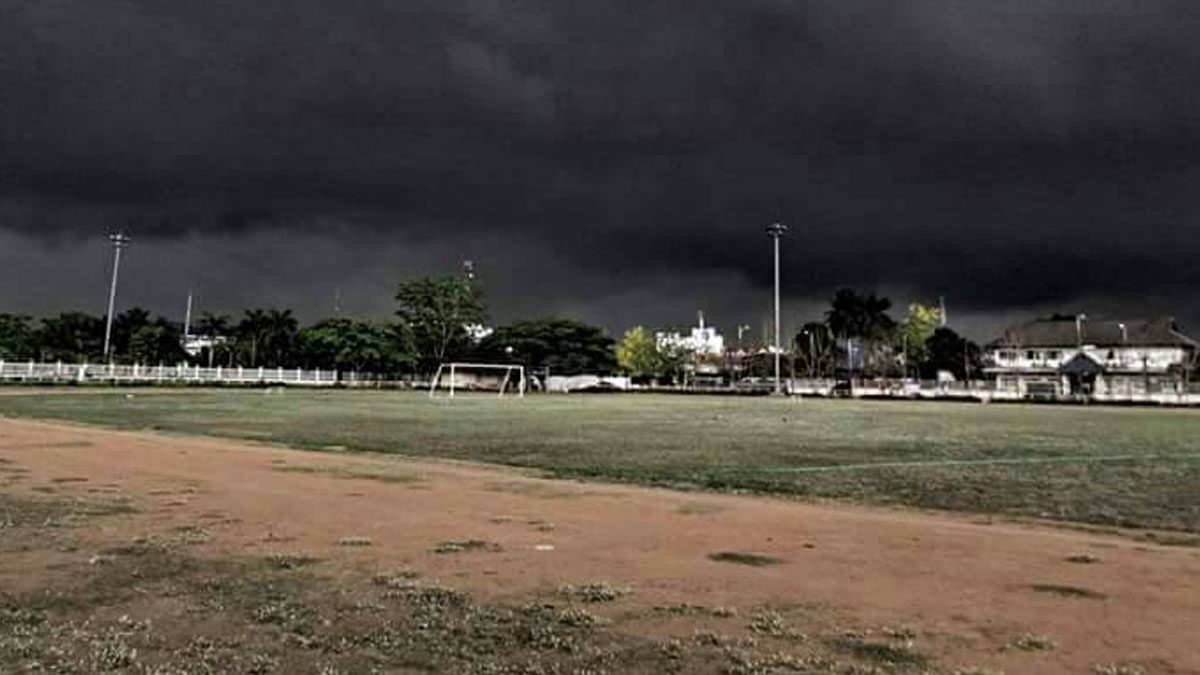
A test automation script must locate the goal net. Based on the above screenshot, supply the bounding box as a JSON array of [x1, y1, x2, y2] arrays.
[[428, 362, 526, 398]]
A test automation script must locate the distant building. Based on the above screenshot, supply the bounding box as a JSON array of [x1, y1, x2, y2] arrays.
[[182, 334, 227, 358], [655, 312, 725, 357], [464, 323, 494, 342], [985, 316, 1197, 398]]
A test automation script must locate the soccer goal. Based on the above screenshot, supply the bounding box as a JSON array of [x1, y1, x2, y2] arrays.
[[428, 362, 526, 398]]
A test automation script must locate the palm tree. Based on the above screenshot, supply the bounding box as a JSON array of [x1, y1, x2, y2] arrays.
[[237, 309, 268, 367], [197, 312, 231, 338], [196, 312, 232, 367], [262, 308, 298, 367]]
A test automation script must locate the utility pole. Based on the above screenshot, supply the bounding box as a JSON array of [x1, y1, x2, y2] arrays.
[[102, 231, 131, 362], [184, 289, 194, 339], [766, 222, 788, 395]]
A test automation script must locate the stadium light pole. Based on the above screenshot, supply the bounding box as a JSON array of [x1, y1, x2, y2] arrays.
[[766, 222, 788, 395], [102, 231, 131, 362]]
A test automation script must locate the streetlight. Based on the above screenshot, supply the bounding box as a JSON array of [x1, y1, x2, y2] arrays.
[[736, 324, 751, 349], [102, 231, 131, 362], [765, 222, 788, 395]]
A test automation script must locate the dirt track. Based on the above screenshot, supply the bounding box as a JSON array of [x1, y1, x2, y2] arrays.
[[2, 417, 1198, 674]]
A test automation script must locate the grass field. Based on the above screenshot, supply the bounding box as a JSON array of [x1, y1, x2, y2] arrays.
[[2, 389, 1199, 532]]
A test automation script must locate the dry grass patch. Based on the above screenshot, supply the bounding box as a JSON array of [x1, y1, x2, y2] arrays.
[[1030, 583, 1106, 600], [336, 536, 373, 547], [708, 551, 784, 567], [1092, 664, 1146, 675], [557, 582, 630, 603], [677, 501, 726, 515], [264, 553, 320, 570], [432, 539, 501, 554], [271, 464, 420, 485], [484, 480, 587, 499], [1006, 633, 1057, 651], [826, 632, 931, 669]]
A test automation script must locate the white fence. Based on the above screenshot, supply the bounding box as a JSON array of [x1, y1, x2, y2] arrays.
[[546, 375, 632, 393], [3, 361, 1197, 405], [786, 377, 1197, 406], [0, 361, 357, 386]]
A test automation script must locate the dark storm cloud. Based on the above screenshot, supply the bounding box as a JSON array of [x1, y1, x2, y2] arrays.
[[3, 0, 1200, 335]]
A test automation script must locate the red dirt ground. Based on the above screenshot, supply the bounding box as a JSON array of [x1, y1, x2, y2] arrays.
[[2, 417, 1198, 674]]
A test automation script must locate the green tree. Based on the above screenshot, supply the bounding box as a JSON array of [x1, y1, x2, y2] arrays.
[[112, 307, 152, 359], [616, 326, 660, 380], [195, 312, 234, 366], [235, 309, 269, 367], [298, 318, 414, 375], [825, 289, 896, 340], [825, 289, 898, 376], [923, 327, 983, 380], [480, 318, 616, 376], [128, 323, 186, 365], [898, 302, 942, 374], [262, 308, 299, 367], [0, 314, 34, 361], [395, 275, 485, 374], [36, 312, 105, 362], [197, 312, 232, 338], [655, 338, 693, 385], [793, 322, 835, 377]]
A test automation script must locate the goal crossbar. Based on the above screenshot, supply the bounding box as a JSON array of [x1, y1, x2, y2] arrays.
[[429, 362, 526, 398]]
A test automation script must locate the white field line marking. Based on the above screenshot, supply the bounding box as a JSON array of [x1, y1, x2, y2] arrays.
[[742, 453, 1200, 474]]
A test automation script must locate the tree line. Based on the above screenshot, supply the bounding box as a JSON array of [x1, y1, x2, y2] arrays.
[[0, 274, 616, 377], [615, 289, 983, 382], [1, 277, 980, 380]]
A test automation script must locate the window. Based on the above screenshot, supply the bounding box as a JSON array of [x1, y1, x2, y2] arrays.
[[1106, 350, 1115, 360], [1046, 350, 1060, 359], [1025, 350, 1036, 360]]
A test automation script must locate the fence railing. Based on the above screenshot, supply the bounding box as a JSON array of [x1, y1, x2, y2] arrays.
[[2, 362, 1197, 405], [0, 361, 390, 387]]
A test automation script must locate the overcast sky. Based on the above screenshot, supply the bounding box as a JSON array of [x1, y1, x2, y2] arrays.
[[3, 1, 1199, 341]]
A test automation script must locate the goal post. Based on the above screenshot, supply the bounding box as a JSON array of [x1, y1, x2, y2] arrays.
[[429, 362, 526, 398]]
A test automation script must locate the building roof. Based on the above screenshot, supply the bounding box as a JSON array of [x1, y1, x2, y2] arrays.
[[989, 316, 1197, 349], [1059, 352, 1104, 376]]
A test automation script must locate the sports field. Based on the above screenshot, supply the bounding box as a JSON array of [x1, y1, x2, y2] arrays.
[[3, 389, 1200, 673], [1, 388, 1197, 532]]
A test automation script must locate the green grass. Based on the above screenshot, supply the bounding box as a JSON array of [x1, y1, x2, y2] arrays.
[[1, 389, 1199, 531]]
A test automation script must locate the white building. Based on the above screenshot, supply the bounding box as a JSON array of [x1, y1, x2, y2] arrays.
[[655, 312, 725, 356], [986, 316, 1196, 398], [464, 323, 494, 342], [182, 334, 227, 358]]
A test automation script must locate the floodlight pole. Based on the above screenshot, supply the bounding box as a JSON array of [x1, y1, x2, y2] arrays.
[[102, 231, 131, 362], [766, 222, 788, 395], [184, 289, 193, 339]]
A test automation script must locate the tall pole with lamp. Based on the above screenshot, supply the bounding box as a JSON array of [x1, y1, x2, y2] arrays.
[[102, 231, 131, 363], [765, 223, 788, 395]]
